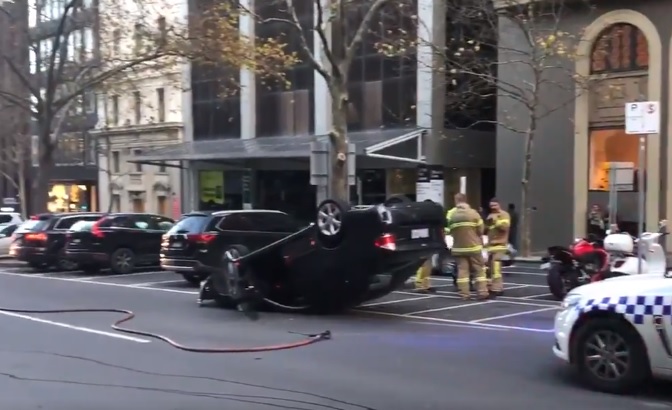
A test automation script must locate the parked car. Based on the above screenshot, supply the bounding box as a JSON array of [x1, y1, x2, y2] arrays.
[[0, 212, 23, 227], [0, 223, 19, 256], [161, 210, 302, 285], [66, 213, 175, 274], [10, 213, 104, 271]]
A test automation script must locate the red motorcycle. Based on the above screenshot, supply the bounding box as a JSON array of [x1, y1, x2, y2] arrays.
[[541, 237, 609, 300]]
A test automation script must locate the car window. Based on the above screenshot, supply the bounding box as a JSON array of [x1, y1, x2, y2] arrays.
[[148, 216, 175, 231], [109, 216, 134, 229], [247, 213, 298, 233], [0, 224, 17, 236], [55, 215, 102, 230], [17, 218, 50, 232], [70, 220, 95, 232], [0, 214, 13, 224], [167, 215, 210, 234], [217, 215, 253, 231]]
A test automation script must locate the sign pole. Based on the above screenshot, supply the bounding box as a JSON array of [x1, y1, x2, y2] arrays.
[[637, 135, 646, 275]]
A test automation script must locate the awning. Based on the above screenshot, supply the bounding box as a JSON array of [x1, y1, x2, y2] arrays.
[[130, 127, 427, 164]]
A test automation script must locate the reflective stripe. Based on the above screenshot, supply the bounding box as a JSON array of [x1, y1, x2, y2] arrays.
[[495, 218, 510, 227], [450, 221, 480, 228], [456, 278, 470, 283], [487, 245, 508, 252], [474, 277, 487, 282], [452, 245, 483, 253]]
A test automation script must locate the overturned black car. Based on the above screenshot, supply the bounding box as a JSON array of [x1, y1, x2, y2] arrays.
[[198, 198, 447, 313]]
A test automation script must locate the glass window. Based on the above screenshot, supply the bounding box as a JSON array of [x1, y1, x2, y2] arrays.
[[69, 220, 95, 232], [591, 24, 648, 74], [0, 224, 18, 236], [217, 215, 253, 231], [0, 215, 14, 224], [589, 129, 640, 191], [55, 215, 101, 230], [168, 215, 209, 234]]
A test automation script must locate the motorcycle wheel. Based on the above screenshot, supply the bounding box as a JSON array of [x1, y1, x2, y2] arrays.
[[547, 264, 580, 300]]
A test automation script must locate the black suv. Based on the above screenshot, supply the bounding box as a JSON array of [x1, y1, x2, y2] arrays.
[[66, 213, 175, 274], [11, 212, 105, 271], [161, 210, 300, 285]]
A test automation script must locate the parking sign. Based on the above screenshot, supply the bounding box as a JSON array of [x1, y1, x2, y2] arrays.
[[625, 101, 660, 134]]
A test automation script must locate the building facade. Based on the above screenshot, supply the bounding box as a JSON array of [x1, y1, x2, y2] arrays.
[[135, 0, 497, 222], [27, 0, 99, 213], [93, 0, 186, 216], [496, 0, 672, 250]]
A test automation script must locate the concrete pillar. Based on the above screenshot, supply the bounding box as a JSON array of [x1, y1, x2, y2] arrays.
[[416, 0, 445, 165], [239, 0, 256, 139], [313, 0, 331, 136]]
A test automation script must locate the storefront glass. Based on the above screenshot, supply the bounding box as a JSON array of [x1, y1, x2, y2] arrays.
[[47, 183, 96, 213], [386, 168, 416, 201], [198, 170, 243, 211]]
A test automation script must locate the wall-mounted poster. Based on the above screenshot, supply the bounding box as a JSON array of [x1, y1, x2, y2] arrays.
[[416, 165, 431, 202], [198, 170, 224, 206], [429, 166, 444, 206]]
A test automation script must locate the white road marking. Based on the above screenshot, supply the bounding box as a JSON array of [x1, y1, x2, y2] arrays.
[[359, 295, 436, 307], [469, 307, 559, 323], [128, 280, 185, 288], [353, 310, 507, 332], [0, 310, 150, 343], [57, 271, 166, 281], [404, 301, 494, 316], [0, 271, 198, 295], [518, 293, 555, 300]]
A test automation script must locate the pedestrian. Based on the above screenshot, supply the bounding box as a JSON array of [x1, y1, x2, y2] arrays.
[[587, 204, 607, 239], [486, 198, 510, 296], [414, 199, 443, 293], [507, 203, 518, 249], [446, 193, 489, 300]]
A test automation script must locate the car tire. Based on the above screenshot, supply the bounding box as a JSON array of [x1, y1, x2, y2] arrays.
[[56, 248, 78, 271], [110, 248, 135, 275], [182, 272, 206, 286], [211, 244, 251, 309], [547, 264, 578, 300], [315, 199, 349, 249], [384, 194, 412, 206], [28, 261, 48, 272], [572, 317, 650, 394]]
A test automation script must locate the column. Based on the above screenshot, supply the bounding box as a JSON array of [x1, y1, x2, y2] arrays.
[[239, 0, 256, 139], [416, 0, 445, 164], [313, 0, 331, 135]]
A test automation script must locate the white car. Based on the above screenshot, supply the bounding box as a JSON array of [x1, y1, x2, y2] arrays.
[[554, 273, 672, 393], [0, 223, 18, 256], [0, 212, 23, 227]]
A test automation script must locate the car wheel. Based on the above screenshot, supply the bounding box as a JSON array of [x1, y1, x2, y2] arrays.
[[110, 248, 135, 275], [211, 245, 251, 308], [383, 194, 412, 206], [56, 248, 78, 271], [182, 272, 206, 286], [27, 261, 48, 272], [547, 264, 579, 300], [572, 317, 650, 393], [315, 199, 349, 249], [80, 264, 100, 275]]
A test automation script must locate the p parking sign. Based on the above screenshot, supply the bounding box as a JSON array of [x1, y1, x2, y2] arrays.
[[625, 101, 660, 134]]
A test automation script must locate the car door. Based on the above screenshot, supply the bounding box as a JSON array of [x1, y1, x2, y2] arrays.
[[126, 214, 160, 264], [146, 215, 175, 262]]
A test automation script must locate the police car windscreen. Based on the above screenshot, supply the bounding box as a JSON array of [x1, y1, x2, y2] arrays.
[[167, 215, 208, 234], [0, 215, 12, 224], [18, 219, 49, 232]]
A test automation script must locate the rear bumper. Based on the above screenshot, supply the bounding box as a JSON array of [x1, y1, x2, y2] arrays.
[[161, 258, 211, 273], [11, 245, 54, 264], [66, 250, 108, 266]]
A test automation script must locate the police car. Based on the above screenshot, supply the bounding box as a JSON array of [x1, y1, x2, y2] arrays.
[[554, 273, 672, 393]]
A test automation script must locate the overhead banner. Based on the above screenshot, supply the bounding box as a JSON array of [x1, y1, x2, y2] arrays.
[[198, 170, 224, 205]]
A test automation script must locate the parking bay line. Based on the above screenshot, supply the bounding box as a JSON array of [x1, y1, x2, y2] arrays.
[[395, 289, 559, 308], [404, 300, 495, 316], [128, 280, 186, 288], [469, 307, 559, 323], [61, 271, 169, 281], [0, 271, 198, 295], [0, 310, 150, 343], [360, 295, 437, 307]]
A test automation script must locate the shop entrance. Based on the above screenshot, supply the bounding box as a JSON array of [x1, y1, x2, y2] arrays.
[[47, 183, 97, 213]]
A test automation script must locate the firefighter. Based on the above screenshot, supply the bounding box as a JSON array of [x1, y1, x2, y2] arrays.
[[485, 198, 510, 296], [448, 193, 489, 300]]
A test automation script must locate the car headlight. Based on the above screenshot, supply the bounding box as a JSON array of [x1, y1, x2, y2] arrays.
[[561, 293, 583, 310]]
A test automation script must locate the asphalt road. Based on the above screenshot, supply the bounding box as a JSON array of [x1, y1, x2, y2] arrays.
[[0, 261, 670, 409]]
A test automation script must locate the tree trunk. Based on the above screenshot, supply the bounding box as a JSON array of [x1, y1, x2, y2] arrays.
[[519, 126, 536, 257], [329, 82, 349, 200], [31, 126, 55, 215], [18, 154, 28, 219]]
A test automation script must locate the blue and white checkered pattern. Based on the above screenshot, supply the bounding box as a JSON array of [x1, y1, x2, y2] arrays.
[[576, 295, 672, 325]]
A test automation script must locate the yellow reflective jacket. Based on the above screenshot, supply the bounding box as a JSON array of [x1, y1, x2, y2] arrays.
[[486, 210, 510, 252], [448, 204, 483, 255]]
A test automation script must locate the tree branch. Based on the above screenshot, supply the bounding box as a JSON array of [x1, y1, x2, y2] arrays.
[[344, 0, 389, 71]]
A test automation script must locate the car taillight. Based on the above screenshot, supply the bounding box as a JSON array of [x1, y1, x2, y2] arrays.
[[187, 233, 217, 244], [91, 219, 105, 238], [25, 232, 47, 242], [375, 233, 396, 250]]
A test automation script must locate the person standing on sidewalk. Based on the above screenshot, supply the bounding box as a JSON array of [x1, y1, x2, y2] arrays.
[[447, 194, 489, 300], [485, 198, 510, 296]]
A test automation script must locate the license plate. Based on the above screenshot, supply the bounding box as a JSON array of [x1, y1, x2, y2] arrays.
[[171, 242, 183, 248], [411, 228, 429, 239], [540, 262, 550, 270]]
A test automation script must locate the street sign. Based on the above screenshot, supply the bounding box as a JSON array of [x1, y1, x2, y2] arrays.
[[625, 101, 660, 134]]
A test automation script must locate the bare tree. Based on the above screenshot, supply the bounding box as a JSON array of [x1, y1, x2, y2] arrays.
[[0, 112, 30, 218], [227, 0, 418, 199], [0, 0, 196, 210], [423, 0, 592, 256]]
